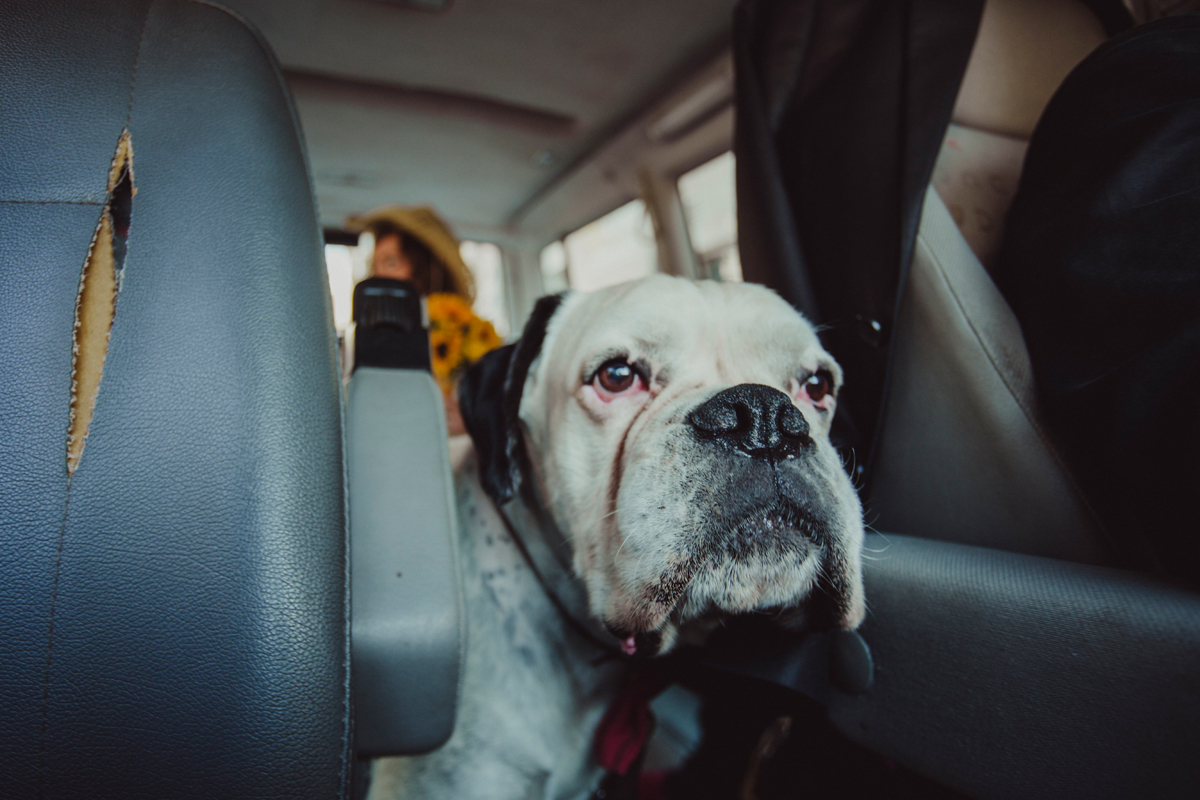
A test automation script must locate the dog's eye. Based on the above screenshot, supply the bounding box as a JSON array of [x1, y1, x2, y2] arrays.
[[595, 360, 638, 394], [804, 370, 834, 403]]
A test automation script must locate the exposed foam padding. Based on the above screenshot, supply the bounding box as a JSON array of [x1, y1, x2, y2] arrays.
[[67, 131, 133, 475]]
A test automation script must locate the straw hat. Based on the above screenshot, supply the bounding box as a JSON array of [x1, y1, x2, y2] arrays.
[[345, 205, 476, 302]]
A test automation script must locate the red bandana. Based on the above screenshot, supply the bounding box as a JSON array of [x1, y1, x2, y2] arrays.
[[592, 670, 673, 799]]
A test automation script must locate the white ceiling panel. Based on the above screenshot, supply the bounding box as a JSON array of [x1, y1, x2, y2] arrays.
[[215, 0, 735, 234]]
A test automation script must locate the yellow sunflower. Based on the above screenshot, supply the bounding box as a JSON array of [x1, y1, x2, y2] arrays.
[[462, 316, 503, 363], [425, 292, 503, 397], [429, 328, 464, 395], [426, 292, 474, 331]]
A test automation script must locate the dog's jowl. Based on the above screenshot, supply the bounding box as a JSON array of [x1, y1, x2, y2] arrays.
[[369, 275, 865, 800]]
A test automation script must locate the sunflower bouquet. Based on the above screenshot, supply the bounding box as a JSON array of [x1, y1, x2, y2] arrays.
[[426, 292, 503, 398]]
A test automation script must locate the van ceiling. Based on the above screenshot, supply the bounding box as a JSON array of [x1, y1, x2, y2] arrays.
[[216, 0, 736, 240]]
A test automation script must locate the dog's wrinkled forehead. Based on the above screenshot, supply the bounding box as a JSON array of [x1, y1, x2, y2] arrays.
[[537, 276, 833, 393], [457, 276, 837, 507]]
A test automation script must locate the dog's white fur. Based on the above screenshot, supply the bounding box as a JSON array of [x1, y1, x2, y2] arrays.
[[370, 438, 623, 799], [370, 276, 864, 800]]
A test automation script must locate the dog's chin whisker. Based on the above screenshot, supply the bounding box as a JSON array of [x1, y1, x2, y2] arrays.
[[613, 535, 629, 560], [712, 502, 830, 554]]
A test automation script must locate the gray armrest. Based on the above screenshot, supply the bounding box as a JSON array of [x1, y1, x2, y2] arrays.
[[702, 533, 1200, 798], [826, 533, 1200, 799], [346, 367, 463, 757]]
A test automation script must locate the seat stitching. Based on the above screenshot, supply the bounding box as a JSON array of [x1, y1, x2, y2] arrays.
[[36, 6, 153, 797], [339, 396, 352, 797], [35, 493, 72, 800], [124, 1, 152, 128]]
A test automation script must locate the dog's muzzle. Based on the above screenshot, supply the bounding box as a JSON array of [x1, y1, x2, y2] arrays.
[[668, 382, 853, 631]]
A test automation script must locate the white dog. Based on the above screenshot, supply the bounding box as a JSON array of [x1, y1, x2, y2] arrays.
[[369, 275, 865, 800]]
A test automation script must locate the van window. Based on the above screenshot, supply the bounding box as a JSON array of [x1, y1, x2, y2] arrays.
[[540, 240, 570, 295], [325, 244, 355, 333], [678, 151, 742, 282], [460, 240, 509, 338], [324, 238, 509, 337], [540, 199, 659, 293]]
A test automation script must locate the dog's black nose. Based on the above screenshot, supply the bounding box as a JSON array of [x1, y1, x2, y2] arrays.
[[687, 384, 810, 460]]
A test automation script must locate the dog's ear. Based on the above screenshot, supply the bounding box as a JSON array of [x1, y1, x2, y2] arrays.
[[459, 293, 566, 504]]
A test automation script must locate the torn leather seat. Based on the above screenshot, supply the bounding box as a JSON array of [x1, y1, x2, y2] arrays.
[[0, 1, 349, 797]]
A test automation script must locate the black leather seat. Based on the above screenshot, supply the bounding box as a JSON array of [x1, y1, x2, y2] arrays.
[[0, 1, 350, 797]]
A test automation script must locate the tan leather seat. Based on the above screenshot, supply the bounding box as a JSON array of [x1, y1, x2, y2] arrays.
[[866, 0, 1117, 563], [869, 187, 1111, 562]]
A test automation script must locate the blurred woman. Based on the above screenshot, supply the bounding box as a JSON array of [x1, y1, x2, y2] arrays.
[[346, 205, 501, 435], [348, 204, 476, 300]]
